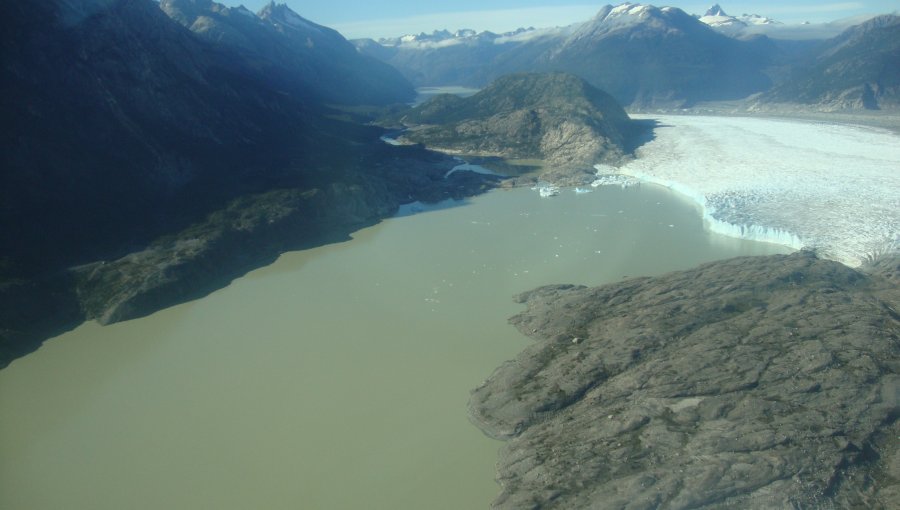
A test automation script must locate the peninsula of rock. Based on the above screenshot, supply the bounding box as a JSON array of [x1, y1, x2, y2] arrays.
[[470, 251, 900, 508]]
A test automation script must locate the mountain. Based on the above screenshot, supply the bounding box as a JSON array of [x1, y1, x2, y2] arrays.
[[534, 4, 774, 106], [159, 0, 414, 105], [353, 26, 560, 89], [761, 15, 900, 109], [0, 0, 495, 366], [356, 3, 776, 108], [3, 0, 315, 277], [391, 73, 640, 183], [698, 3, 781, 35]]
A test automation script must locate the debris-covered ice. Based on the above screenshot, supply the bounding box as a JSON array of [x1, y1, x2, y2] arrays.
[[616, 115, 900, 267]]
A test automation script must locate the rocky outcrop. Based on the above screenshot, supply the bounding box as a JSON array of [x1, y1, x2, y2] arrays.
[[470, 251, 900, 508], [392, 73, 641, 185]]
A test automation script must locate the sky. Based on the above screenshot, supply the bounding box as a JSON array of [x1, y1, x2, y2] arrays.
[[229, 1, 899, 39]]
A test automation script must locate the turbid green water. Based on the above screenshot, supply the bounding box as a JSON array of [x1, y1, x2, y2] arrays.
[[0, 185, 789, 509]]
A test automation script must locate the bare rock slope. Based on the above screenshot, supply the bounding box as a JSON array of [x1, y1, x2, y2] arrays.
[[470, 251, 900, 508], [393, 73, 640, 185]]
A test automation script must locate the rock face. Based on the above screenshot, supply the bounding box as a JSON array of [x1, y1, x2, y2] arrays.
[[762, 15, 900, 110], [470, 252, 900, 508], [394, 73, 640, 184]]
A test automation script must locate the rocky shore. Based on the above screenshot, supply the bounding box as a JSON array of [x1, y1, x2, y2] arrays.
[[470, 251, 900, 508], [0, 153, 499, 368]]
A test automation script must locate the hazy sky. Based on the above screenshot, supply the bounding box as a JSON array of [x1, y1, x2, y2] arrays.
[[229, 1, 898, 38]]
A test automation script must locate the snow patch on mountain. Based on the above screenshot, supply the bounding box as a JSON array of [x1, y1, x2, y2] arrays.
[[378, 27, 539, 48], [698, 4, 781, 33]]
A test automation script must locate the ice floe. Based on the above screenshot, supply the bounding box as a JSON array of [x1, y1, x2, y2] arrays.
[[615, 115, 900, 267]]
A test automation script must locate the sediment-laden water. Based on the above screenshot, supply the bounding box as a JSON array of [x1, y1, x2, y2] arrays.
[[0, 185, 788, 510]]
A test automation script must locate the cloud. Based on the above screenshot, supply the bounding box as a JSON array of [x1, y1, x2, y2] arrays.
[[762, 2, 865, 14], [726, 2, 869, 23], [330, 5, 598, 40]]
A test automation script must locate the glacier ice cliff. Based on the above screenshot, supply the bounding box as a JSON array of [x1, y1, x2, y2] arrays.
[[614, 115, 900, 266]]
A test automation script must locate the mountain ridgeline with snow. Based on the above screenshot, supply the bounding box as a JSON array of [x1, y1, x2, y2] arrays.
[[355, 3, 899, 110], [354, 3, 778, 108], [697, 3, 781, 35]]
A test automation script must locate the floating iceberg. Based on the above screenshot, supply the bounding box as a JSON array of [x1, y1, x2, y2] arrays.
[[539, 185, 560, 197]]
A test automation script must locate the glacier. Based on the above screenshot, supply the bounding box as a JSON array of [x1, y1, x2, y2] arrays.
[[615, 115, 900, 267]]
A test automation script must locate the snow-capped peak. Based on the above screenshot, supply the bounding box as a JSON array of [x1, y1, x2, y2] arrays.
[[705, 4, 727, 17], [697, 4, 781, 31], [378, 27, 535, 49], [740, 13, 781, 26], [608, 3, 655, 19]]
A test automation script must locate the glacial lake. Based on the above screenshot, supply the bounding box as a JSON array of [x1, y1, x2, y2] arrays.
[[0, 184, 789, 509]]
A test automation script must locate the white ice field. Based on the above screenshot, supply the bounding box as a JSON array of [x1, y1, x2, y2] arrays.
[[614, 115, 900, 267]]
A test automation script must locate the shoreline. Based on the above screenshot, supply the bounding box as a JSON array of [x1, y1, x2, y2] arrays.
[[614, 169, 806, 253]]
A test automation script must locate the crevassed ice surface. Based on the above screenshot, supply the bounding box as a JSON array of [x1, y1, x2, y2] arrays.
[[618, 115, 900, 266]]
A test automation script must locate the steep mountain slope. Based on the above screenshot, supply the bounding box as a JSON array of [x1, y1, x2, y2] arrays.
[[0, 0, 494, 367], [356, 3, 776, 108], [159, 0, 414, 105], [2, 0, 316, 276], [762, 14, 900, 109], [394, 73, 639, 182]]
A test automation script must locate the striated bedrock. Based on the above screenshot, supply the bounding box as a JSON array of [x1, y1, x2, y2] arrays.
[[390, 73, 643, 185], [469, 251, 900, 509]]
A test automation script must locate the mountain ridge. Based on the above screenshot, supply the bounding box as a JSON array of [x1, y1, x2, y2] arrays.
[[159, 0, 415, 105], [760, 14, 900, 109]]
